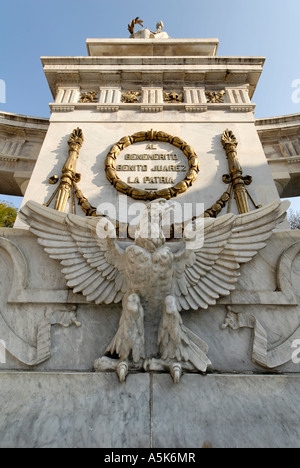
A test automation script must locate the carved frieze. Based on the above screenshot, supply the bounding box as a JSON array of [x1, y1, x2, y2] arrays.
[[0, 237, 81, 367], [79, 91, 98, 103], [19, 196, 290, 383], [206, 90, 225, 103], [163, 92, 183, 103], [121, 91, 141, 103]]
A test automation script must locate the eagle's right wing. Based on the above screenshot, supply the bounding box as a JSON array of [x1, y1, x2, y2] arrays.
[[174, 201, 289, 311], [19, 201, 127, 305]]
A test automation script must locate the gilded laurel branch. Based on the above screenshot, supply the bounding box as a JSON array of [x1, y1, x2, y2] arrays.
[[73, 181, 97, 217], [128, 17, 144, 35]]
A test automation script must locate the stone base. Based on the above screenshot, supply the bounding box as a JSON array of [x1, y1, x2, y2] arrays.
[[0, 371, 300, 448]]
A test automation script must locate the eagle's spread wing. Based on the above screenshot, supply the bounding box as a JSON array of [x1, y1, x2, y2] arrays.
[[20, 201, 127, 305], [174, 201, 289, 311]]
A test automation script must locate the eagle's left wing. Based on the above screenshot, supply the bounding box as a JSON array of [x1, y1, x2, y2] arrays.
[[19, 201, 127, 305], [174, 201, 289, 312]]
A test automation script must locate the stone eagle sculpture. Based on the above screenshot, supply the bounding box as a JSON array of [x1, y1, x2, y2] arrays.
[[20, 199, 288, 383]]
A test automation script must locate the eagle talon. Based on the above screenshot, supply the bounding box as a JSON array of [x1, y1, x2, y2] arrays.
[[117, 361, 129, 382], [143, 358, 151, 372], [170, 362, 182, 384]]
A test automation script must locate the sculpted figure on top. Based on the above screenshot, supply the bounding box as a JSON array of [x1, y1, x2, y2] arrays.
[[128, 17, 169, 39]]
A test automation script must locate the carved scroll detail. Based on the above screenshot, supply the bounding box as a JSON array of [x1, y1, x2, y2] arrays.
[[0, 237, 81, 366], [222, 242, 300, 369], [222, 306, 300, 369]]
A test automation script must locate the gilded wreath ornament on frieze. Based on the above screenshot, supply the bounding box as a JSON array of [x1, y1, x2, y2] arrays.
[[104, 130, 200, 201]]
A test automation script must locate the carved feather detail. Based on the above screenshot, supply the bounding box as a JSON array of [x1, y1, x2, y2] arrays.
[[20, 200, 288, 312], [20, 201, 126, 306], [106, 293, 145, 363], [174, 200, 289, 311], [158, 296, 211, 372]]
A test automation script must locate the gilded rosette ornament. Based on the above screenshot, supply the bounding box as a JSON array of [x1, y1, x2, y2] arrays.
[[206, 90, 225, 103], [163, 92, 184, 103], [54, 128, 84, 213], [121, 91, 141, 103], [79, 91, 98, 103]]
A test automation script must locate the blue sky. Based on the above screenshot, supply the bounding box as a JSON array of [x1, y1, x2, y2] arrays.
[[1, 0, 300, 210]]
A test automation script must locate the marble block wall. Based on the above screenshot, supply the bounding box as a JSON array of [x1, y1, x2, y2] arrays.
[[0, 372, 300, 448], [1, 219, 300, 448]]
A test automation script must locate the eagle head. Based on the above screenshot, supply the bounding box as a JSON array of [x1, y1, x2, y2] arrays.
[[134, 199, 173, 252]]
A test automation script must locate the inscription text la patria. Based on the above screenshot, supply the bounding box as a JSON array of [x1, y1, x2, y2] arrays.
[[116, 144, 187, 188], [105, 130, 200, 201]]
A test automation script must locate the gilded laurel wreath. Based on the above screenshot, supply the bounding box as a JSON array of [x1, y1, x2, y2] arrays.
[[105, 130, 200, 201]]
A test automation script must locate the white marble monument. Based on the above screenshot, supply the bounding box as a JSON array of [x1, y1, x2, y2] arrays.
[[1, 21, 300, 448]]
